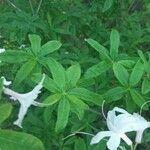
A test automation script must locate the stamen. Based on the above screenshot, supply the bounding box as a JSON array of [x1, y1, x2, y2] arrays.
[[102, 100, 107, 120], [140, 100, 150, 115]]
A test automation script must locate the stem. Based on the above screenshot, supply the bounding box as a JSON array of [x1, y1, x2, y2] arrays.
[[130, 145, 134, 150], [62, 131, 94, 140], [88, 108, 101, 115], [6, 0, 21, 11], [36, 0, 42, 14], [128, 0, 136, 12], [29, 0, 34, 15], [134, 143, 138, 150]]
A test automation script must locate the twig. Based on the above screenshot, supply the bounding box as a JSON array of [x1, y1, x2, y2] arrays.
[[36, 0, 42, 14], [62, 131, 94, 140], [6, 0, 21, 11], [29, 0, 34, 15], [134, 143, 138, 150]]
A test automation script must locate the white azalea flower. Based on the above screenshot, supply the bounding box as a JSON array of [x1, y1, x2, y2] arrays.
[[0, 48, 5, 53], [1, 76, 12, 86], [91, 108, 133, 150], [132, 113, 150, 143], [113, 107, 150, 144], [3, 74, 45, 128], [0, 48, 5, 63]]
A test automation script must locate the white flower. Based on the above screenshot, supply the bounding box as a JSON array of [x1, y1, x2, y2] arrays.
[[112, 107, 150, 143], [1, 76, 12, 86], [91, 108, 133, 150], [3, 74, 45, 128], [0, 48, 5, 63], [0, 48, 5, 53], [132, 113, 150, 143]]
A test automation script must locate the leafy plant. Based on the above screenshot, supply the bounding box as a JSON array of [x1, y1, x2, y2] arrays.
[[33, 59, 103, 131], [0, 34, 61, 89], [0, 0, 150, 149]]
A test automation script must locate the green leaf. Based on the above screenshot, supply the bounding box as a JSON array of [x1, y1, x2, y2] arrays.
[[68, 88, 103, 105], [78, 78, 95, 88], [142, 78, 150, 94], [103, 86, 127, 103], [43, 105, 55, 125], [102, 0, 113, 12], [129, 60, 144, 86], [0, 129, 45, 150], [125, 93, 136, 113], [138, 50, 150, 73], [0, 103, 12, 125], [138, 50, 147, 64], [55, 97, 70, 131], [41, 40, 62, 56], [66, 63, 81, 87], [67, 95, 88, 120], [32, 73, 60, 93], [44, 75, 61, 93], [92, 140, 107, 150], [44, 94, 62, 105], [29, 34, 41, 55], [13, 60, 36, 88], [0, 50, 28, 63], [130, 89, 148, 109], [118, 60, 135, 68], [113, 62, 129, 86], [74, 138, 87, 150], [110, 29, 120, 60], [84, 61, 111, 79], [85, 38, 110, 60], [47, 58, 66, 90]]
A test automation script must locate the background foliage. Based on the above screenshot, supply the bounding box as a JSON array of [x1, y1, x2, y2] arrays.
[[0, 0, 150, 149]]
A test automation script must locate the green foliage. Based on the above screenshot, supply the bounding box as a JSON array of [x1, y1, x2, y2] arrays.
[[113, 62, 129, 86], [110, 29, 120, 60], [0, 34, 62, 89], [0, 103, 12, 125], [55, 97, 70, 131], [33, 59, 103, 131], [0, 0, 150, 149], [0, 130, 45, 150]]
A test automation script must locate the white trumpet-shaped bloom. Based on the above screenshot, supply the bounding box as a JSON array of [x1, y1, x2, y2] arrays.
[[91, 108, 134, 150], [3, 74, 45, 128], [0, 48, 5, 53], [1, 76, 12, 86], [112, 107, 150, 144], [132, 113, 150, 143]]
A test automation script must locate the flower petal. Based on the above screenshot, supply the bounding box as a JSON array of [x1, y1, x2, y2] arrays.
[[107, 134, 120, 150], [20, 73, 45, 105], [0, 48, 5, 53], [120, 133, 132, 145], [1, 76, 12, 86], [113, 107, 128, 114], [107, 110, 116, 130], [135, 130, 144, 143], [90, 131, 113, 145], [13, 105, 28, 128], [114, 114, 138, 132]]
